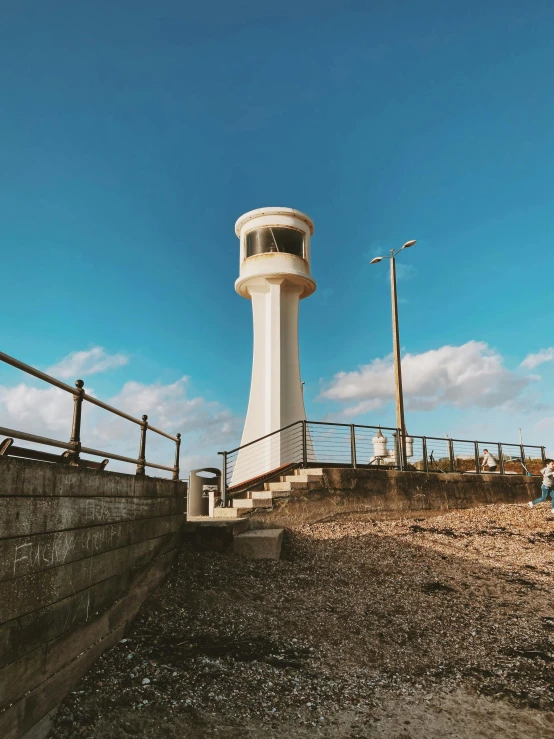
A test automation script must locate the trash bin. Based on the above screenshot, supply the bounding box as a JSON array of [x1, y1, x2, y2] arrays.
[[187, 468, 221, 518]]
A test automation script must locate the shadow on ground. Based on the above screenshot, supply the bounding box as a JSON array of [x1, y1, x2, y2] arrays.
[[50, 504, 554, 738]]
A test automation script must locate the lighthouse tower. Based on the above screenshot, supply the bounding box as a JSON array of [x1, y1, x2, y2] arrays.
[[232, 207, 315, 484]]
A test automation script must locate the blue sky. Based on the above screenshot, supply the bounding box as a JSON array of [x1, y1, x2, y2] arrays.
[[2, 0, 554, 471]]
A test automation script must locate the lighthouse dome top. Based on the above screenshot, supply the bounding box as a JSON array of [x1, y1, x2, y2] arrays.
[[235, 207, 315, 237]]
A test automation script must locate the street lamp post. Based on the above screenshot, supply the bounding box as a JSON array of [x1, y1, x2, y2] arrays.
[[371, 240, 416, 469]]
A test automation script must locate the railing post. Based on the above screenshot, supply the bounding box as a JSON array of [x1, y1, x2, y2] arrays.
[[350, 424, 357, 468], [521, 444, 527, 475], [448, 438, 455, 472], [475, 442, 480, 474], [541, 446, 546, 466], [219, 451, 228, 507], [422, 437, 428, 473], [302, 421, 308, 468], [498, 443, 504, 475], [136, 415, 147, 476], [172, 433, 181, 481], [394, 430, 403, 470], [68, 379, 84, 466]]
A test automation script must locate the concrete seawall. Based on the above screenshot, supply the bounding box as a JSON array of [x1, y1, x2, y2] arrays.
[[0, 457, 186, 739], [250, 467, 541, 526]]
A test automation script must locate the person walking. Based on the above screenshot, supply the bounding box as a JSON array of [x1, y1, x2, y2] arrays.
[[529, 458, 554, 514], [481, 448, 498, 472]]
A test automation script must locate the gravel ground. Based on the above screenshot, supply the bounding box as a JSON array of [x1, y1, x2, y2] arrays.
[[50, 503, 554, 738]]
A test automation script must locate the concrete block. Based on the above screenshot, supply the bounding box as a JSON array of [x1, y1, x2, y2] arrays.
[[282, 474, 325, 486], [183, 518, 249, 532], [213, 507, 249, 519], [258, 489, 291, 499], [233, 528, 284, 560], [190, 518, 250, 551], [266, 482, 293, 492], [233, 497, 272, 509]]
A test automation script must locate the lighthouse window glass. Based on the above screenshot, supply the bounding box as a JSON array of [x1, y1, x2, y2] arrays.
[[245, 227, 305, 258]]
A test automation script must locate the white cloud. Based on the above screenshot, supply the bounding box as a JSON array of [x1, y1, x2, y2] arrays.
[[320, 341, 533, 418], [0, 384, 73, 433], [520, 348, 554, 370], [46, 347, 128, 379], [0, 356, 240, 477], [85, 377, 241, 474], [106, 377, 239, 447]]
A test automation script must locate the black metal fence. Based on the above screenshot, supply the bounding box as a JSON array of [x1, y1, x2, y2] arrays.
[[219, 420, 545, 505], [0, 350, 181, 479]]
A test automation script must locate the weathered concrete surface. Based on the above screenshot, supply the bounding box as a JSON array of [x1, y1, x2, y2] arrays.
[[250, 468, 540, 526], [0, 456, 186, 739], [233, 528, 284, 559], [182, 518, 250, 552]]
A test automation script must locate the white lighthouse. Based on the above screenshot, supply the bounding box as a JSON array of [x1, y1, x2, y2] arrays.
[[232, 207, 315, 484]]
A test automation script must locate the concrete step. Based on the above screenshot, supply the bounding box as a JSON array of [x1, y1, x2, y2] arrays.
[[265, 481, 293, 492], [184, 517, 250, 534], [233, 497, 273, 509], [275, 480, 310, 491], [233, 528, 284, 560], [213, 506, 250, 519], [282, 474, 323, 484], [295, 468, 324, 477], [247, 490, 274, 499], [248, 489, 291, 501]]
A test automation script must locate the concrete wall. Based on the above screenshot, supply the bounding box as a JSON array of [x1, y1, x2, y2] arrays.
[[251, 467, 540, 526], [0, 457, 186, 739]]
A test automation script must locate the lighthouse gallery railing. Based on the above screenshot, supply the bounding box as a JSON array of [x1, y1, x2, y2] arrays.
[[219, 421, 546, 505]]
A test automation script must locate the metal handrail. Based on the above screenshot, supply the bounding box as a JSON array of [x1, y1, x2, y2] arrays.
[[80, 446, 174, 472], [221, 419, 303, 456], [81, 393, 144, 427], [147, 424, 179, 442], [219, 419, 546, 504], [0, 350, 182, 479], [308, 420, 399, 431], [0, 427, 75, 452], [0, 351, 81, 395]]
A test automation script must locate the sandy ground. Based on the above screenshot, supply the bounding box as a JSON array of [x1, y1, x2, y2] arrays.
[[50, 503, 554, 738]]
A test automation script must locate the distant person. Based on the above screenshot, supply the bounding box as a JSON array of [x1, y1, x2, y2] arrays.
[[528, 458, 554, 514], [481, 448, 498, 472]]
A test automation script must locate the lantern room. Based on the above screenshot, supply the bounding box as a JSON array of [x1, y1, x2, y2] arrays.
[[235, 207, 315, 300]]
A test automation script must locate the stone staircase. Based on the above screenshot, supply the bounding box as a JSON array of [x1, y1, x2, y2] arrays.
[[213, 467, 325, 518]]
